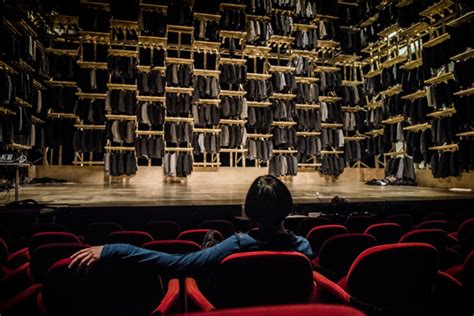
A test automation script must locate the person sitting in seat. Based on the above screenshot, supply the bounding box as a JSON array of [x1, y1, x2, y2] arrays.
[[69, 175, 313, 273]]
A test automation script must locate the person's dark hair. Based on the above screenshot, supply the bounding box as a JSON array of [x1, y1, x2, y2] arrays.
[[244, 175, 293, 226]]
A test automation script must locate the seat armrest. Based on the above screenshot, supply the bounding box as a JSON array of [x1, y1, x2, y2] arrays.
[[184, 278, 215, 312], [313, 271, 351, 304], [7, 248, 29, 269], [151, 279, 181, 316]]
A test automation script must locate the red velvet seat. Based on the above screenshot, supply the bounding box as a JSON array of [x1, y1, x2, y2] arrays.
[[39, 258, 180, 316], [364, 223, 402, 245], [177, 304, 365, 316], [29, 243, 88, 283], [178, 229, 223, 245], [145, 221, 181, 240], [447, 251, 474, 285], [6, 232, 82, 270], [296, 217, 331, 237], [416, 220, 449, 232], [199, 220, 235, 239], [0, 283, 42, 316], [106, 230, 153, 246], [313, 243, 439, 314], [31, 223, 67, 235], [385, 214, 413, 233], [87, 222, 124, 245], [0, 239, 10, 281], [306, 225, 348, 256], [344, 216, 375, 233], [421, 212, 449, 223], [185, 251, 317, 310], [143, 240, 201, 254], [449, 218, 474, 253], [312, 233, 377, 281]]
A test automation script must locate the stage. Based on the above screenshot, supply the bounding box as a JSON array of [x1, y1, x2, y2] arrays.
[[2, 166, 474, 207]]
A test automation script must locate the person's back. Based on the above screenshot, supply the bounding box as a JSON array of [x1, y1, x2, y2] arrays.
[[69, 175, 313, 274]]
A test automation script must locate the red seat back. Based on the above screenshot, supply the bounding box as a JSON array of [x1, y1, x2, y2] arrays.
[[143, 240, 201, 254], [399, 229, 449, 250], [29, 232, 81, 252], [87, 222, 123, 245], [30, 243, 88, 282], [199, 220, 235, 238], [106, 230, 153, 246], [212, 251, 314, 308], [296, 217, 331, 237], [145, 221, 181, 240], [306, 225, 348, 255], [317, 233, 377, 281], [421, 212, 448, 223], [364, 223, 402, 245], [177, 229, 223, 245], [385, 214, 413, 233], [175, 304, 365, 316], [31, 223, 67, 235], [416, 220, 449, 232], [344, 216, 375, 233], [346, 243, 438, 312]]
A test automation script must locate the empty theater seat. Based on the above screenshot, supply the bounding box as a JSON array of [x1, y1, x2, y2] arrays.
[[178, 229, 223, 245], [145, 221, 181, 240], [87, 222, 124, 245], [306, 225, 348, 255], [185, 251, 317, 310], [385, 214, 414, 233], [416, 220, 449, 231], [199, 220, 235, 239], [105, 230, 153, 246], [344, 215, 375, 233], [296, 217, 331, 237], [364, 223, 402, 245]]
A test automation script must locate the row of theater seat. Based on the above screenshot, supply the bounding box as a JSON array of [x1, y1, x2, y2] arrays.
[[0, 212, 473, 315]]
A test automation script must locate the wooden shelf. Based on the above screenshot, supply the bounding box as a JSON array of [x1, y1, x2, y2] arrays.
[[299, 163, 322, 168], [244, 45, 272, 57], [429, 144, 458, 151], [381, 56, 407, 68], [453, 87, 474, 97], [138, 36, 167, 47], [105, 146, 135, 152], [273, 149, 298, 154], [48, 80, 77, 87], [47, 48, 78, 57], [107, 83, 136, 91], [220, 119, 247, 125], [382, 115, 405, 124], [137, 65, 166, 73], [366, 100, 383, 109], [378, 23, 400, 38], [399, 22, 429, 39], [341, 80, 363, 87], [165, 87, 194, 94], [219, 30, 247, 39], [267, 35, 294, 45], [341, 106, 365, 112], [15, 97, 33, 109], [403, 123, 432, 131], [344, 136, 366, 141], [136, 95, 165, 102], [0, 59, 18, 75], [321, 123, 344, 129], [73, 161, 105, 166], [317, 40, 340, 48], [247, 133, 272, 138], [247, 101, 272, 107], [76, 92, 107, 99], [196, 99, 220, 105], [321, 150, 344, 155], [451, 49, 474, 62], [315, 65, 340, 72], [319, 96, 342, 103], [74, 124, 106, 130], [401, 89, 426, 100], [366, 129, 384, 136], [426, 107, 456, 118], [165, 117, 194, 123], [193, 128, 221, 133], [296, 104, 320, 110], [295, 77, 319, 83], [220, 90, 246, 97], [106, 114, 136, 121], [194, 12, 221, 21], [269, 65, 296, 73], [457, 131, 474, 137], [447, 11, 474, 27], [420, 0, 454, 18], [269, 93, 296, 100], [108, 49, 138, 57], [48, 113, 78, 119], [0, 106, 15, 116], [383, 151, 406, 157], [364, 69, 383, 78], [165, 57, 194, 65], [360, 12, 379, 28], [425, 72, 454, 85], [272, 121, 297, 127], [220, 148, 248, 153], [400, 58, 423, 70], [193, 41, 221, 52], [219, 58, 246, 65], [247, 73, 272, 80], [297, 131, 321, 137], [136, 130, 164, 136], [381, 85, 403, 97], [423, 33, 450, 48], [77, 61, 108, 69], [194, 69, 220, 77], [80, 31, 110, 44], [31, 115, 45, 124]]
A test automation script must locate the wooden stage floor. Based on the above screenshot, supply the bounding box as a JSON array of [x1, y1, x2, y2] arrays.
[[5, 180, 474, 207], [3, 166, 473, 207]]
